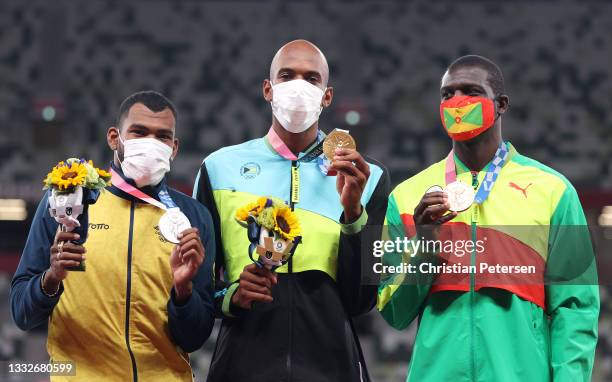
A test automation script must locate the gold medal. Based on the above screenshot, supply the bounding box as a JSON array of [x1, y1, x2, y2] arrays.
[[323, 129, 356, 161]]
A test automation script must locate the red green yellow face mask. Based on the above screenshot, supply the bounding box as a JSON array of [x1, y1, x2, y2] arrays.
[[440, 95, 496, 141]]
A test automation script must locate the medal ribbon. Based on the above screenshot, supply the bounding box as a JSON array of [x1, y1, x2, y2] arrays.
[[110, 168, 176, 210], [266, 127, 327, 164], [267, 126, 299, 160], [444, 141, 509, 205], [266, 127, 332, 209]]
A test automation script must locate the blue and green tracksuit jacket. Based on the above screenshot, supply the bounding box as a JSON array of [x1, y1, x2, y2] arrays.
[[193, 132, 390, 382]]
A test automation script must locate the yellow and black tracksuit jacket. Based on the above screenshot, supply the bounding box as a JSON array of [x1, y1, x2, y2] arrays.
[[11, 165, 216, 381]]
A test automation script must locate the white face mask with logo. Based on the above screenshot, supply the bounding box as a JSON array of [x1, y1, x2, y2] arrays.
[[116, 135, 173, 187], [271, 79, 325, 133]]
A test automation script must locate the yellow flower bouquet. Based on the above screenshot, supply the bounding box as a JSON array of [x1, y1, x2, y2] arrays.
[[235, 197, 302, 270], [43, 158, 111, 271], [43, 158, 111, 192]]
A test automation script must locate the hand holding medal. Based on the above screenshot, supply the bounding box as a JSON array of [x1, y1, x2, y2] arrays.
[[413, 181, 472, 243], [164, 210, 205, 304], [323, 129, 356, 165], [425, 183, 475, 213], [325, 129, 371, 222], [412, 187, 458, 244], [322, 129, 356, 176], [169, 227, 205, 304]]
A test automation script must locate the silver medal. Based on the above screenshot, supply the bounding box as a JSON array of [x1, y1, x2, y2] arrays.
[[159, 208, 191, 243]]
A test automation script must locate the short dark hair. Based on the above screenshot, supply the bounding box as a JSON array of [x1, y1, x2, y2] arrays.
[[116, 90, 177, 127], [447, 55, 505, 96]]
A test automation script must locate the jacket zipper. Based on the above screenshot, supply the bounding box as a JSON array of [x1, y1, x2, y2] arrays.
[[470, 172, 479, 382], [125, 201, 138, 382], [286, 160, 298, 382]]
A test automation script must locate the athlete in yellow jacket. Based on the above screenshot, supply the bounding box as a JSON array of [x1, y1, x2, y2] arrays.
[[11, 91, 216, 381]]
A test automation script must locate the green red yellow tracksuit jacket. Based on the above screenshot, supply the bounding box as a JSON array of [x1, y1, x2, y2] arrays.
[[377, 143, 599, 381]]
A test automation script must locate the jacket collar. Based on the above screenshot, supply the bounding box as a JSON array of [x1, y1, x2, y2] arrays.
[[107, 162, 168, 202], [453, 141, 517, 175], [263, 126, 325, 161]]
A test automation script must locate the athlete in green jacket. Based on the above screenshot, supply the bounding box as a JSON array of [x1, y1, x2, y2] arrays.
[[377, 55, 599, 381]]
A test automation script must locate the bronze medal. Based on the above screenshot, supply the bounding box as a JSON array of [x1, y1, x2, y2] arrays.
[[444, 180, 475, 212]]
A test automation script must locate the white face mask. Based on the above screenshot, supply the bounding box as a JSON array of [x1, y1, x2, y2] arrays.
[[271, 79, 325, 133], [116, 136, 173, 187]]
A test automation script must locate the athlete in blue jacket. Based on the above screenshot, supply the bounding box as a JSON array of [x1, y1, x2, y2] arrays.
[[194, 40, 390, 382]]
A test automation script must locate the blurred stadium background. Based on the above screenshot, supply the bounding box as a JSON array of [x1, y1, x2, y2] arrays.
[[0, 0, 611, 381]]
